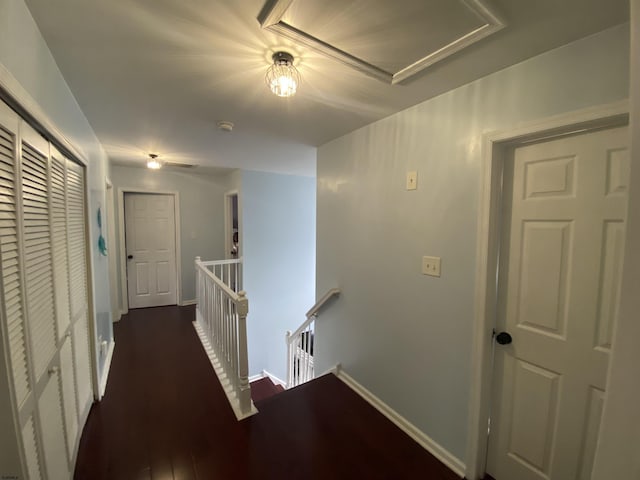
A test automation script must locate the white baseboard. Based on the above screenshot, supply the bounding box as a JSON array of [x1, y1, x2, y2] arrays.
[[331, 364, 466, 478], [181, 299, 197, 306], [248, 370, 287, 387], [193, 312, 257, 420], [99, 340, 116, 398], [263, 370, 286, 387]]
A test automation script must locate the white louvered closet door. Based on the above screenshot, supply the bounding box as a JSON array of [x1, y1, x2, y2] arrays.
[[50, 148, 70, 342], [0, 101, 31, 410], [0, 98, 94, 480], [20, 123, 69, 480], [51, 145, 78, 462], [67, 159, 93, 418], [20, 123, 57, 381]]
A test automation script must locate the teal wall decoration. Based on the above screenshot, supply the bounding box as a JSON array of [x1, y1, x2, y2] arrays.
[[97, 206, 107, 256]]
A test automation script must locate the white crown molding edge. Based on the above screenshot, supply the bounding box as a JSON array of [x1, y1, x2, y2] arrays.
[[0, 62, 89, 165], [328, 364, 466, 478], [258, 0, 505, 85]]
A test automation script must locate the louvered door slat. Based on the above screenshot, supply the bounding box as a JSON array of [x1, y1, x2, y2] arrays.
[[0, 124, 30, 407], [22, 415, 42, 480], [60, 336, 78, 462], [39, 370, 71, 479], [51, 156, 71, 341], [21, 141, 57, 381], [67, 162, 87, 320]]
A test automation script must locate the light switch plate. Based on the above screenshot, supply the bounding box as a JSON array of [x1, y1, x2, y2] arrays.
[[422, 256, 441, 277], [406, 171, 418, 190]]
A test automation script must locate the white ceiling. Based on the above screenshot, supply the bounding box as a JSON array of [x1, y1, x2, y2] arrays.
[[24, 0, 628, 177]]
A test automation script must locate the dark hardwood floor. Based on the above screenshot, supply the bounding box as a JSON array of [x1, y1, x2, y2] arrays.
[[74, 305, 460, 479]]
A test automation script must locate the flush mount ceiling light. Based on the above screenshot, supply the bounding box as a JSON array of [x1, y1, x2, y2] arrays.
[[217, 120, 234, 132], [265, 51, 300, 97], [147, 153, 162, 169]]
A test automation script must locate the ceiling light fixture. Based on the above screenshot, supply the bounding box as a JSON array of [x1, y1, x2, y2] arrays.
[[217, 121, 234, 132], [147, 153, 162, 169], [265, 51, 300, 98]]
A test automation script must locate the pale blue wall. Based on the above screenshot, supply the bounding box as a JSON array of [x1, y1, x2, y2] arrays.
[[316, 24, 630, 463], [241, 171, 316, 381], [0, 0, 113, 387]]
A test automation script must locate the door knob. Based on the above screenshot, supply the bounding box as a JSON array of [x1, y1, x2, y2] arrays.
[[496, 331, 513, 345], [127, 255, 133, 259]]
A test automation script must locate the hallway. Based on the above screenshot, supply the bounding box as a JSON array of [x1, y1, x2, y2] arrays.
[[74, 306, 459, 479]]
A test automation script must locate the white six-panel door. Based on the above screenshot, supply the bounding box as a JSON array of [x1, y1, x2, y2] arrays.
[[487, 126, 630, 479], [125, 193, 177, 308]]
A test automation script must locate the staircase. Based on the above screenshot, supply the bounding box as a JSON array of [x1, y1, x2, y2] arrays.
[[250, 377, 285, 404], [285, 288, 340, 389]]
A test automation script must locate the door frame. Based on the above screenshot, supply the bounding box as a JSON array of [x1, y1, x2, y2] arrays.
[[465, 100, 629, 480], [105, 179, 120, 321], [117, 188, 182, 314], [224, 190, 239, 260]]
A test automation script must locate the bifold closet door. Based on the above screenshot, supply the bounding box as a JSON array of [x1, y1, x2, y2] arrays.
[[67, 160, 93, 419], [20, 122, 69, 480], [0, 100, 31, 409], [51, 145, 78, 461], [20, 123, 57, 381], [0, 98, 94, 479]]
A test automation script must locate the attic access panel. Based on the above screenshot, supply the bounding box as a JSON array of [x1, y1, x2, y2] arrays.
[[258, 0, 505, 84]]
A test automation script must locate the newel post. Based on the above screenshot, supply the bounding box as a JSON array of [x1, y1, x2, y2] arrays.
[[236, 290, 251, 415]]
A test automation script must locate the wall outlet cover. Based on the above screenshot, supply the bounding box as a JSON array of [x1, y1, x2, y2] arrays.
[[422, 256, 441, 277]]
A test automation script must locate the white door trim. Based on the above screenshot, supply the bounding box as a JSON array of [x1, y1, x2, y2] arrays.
[[117, 188, 182, 314], [105, 179, 120, 321], [224, 190, 239, 259], [465, 100, 629, 480]]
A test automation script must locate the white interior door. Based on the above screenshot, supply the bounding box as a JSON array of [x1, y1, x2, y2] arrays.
[[487, 126, 630, 480], [125, 193, 177, 308]]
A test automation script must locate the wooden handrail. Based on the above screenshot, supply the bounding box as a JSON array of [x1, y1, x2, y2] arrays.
[[288, 288, 340, 344], [200, 258, 242, 266], [196, 259, 240, 299], [194, 256, 253, 419], [305, 288, 340, 318]]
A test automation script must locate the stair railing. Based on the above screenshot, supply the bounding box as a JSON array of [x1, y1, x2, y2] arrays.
[[200, 257, 242, 293], [194, 256, 254, 419], [285, 288, 340, 389]]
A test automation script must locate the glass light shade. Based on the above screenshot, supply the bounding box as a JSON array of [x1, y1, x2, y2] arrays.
[[265, 52, 300, 97], [147, 159, 162, 169]]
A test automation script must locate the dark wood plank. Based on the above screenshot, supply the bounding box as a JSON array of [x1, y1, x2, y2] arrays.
[[75, 305, 460, 479]]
